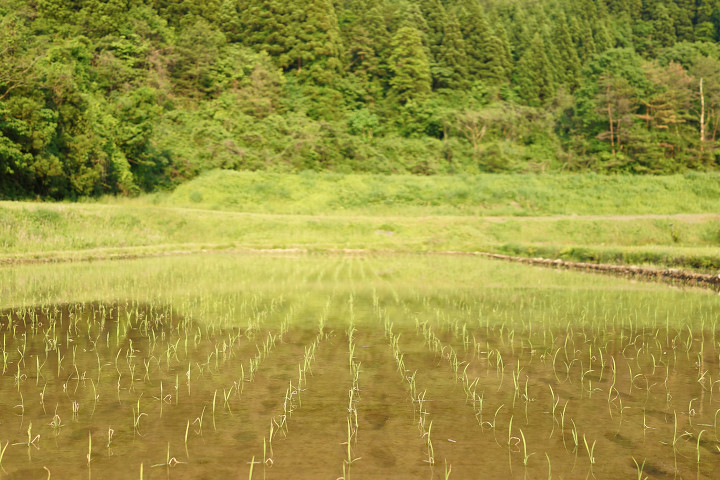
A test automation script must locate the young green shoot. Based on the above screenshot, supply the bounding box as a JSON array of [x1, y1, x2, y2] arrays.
[[632, 457, 647, 480]]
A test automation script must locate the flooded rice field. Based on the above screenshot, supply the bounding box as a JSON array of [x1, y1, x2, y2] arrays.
[[1, 254, 720, 478]]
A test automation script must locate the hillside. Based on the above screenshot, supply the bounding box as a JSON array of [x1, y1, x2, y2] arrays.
[[3, 1, 720, 198]]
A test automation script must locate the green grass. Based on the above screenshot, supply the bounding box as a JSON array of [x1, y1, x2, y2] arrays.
[[2, 170, 720, 272], [497, 244, 720, 271], [136, 169, 720, 216]]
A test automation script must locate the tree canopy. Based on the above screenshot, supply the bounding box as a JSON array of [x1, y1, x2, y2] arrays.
[[3, 0, 720, 198]]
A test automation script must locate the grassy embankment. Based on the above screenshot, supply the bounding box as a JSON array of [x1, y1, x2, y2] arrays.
[[2, 170, 720, 271]]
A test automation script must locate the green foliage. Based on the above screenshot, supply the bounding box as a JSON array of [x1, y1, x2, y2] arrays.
[[164, 169, 720, 216], [171, 19, 229, 96], [388, 26, 432, 104], [553, 13, 582, 88], [458, 3, 509, 84], [342, 0, 391, 85], [435, 12, 469, 89], [3, 0, 720, 199], [514, 33, 556, 106]]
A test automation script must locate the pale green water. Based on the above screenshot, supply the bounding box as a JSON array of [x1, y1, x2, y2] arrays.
[[1, 254, 719, 479]]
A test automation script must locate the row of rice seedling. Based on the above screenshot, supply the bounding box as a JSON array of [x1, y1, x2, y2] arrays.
[[2, 254, 720, 477], [375, 281, 720, 479], [383, 318, 440, 471], [0, 291, 324, 477], [340, 295, 362, 479]]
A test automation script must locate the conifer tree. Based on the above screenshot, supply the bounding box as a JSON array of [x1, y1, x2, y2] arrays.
[[388, 26, 431, 104], [172, 19, 226, 95], [605, 0, 623, 14], [284, 0, 344, 83], [594, 22, 614, 52], [543, 30, 563, 89], [670, 0, 695, 41], [512, 7, 535, 55], [401, 2, 430, 43], [240, 0, 290, 58], [696, 0, 717, 23], [492, 23, 513, 79], [712, 5, 720, 41], [553, 13, 581, 88], [596, 0, 610, 19], [365, 2, 391, 62], [514, 32, 555, 106], [419, 0, 448, 88], [219, 0, 244, 43], [420, 0, 447, 54], [155, 0, 222, 25], [576, 18, 597, 61], [339, 0, 389, 103], [653, 3, 677, 47], [437, 12, 468, 89], [606, 0, 642, 17], [695, 0, 717, 40], [344, 1, 390, 79], [458, 3, 509, 83], [242, 0, 343, 84], [578, 0, 598, 23], [627, 0, 644, 18], [595, 74, 638, 162], [457, 4, 488, 77]]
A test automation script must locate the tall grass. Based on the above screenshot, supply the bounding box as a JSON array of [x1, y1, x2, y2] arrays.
[[153, 170, 720, 216], [3, 171, 720, 271], [2, 200, 720, 270]]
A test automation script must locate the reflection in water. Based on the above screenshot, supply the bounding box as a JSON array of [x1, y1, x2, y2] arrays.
[[0, 255, 719, 479]]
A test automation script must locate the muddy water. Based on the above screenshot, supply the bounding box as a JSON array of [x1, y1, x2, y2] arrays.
[[1, 295, 720, 479]]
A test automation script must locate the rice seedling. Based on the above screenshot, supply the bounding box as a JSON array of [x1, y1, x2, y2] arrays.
[[519, 429, 533, 466], [192, 406, 205, 436], [13, 422, 40, 448], [569, 419, 579, 452], [106, 428, 114, 450], [151, 443, 185, 469], [1, 254, 720, 478], [632, 457, 647, 480], [545, 452, 551, 480], [481, 404, 505, 446], [132, 399, 147, 436], [696, 430, 707, 464], [0, 440, 9, 473], [549, 386, 560, 439], [423, 420, 435, 465], [582, 434, 596, 466], [212, 389, 217, 431]]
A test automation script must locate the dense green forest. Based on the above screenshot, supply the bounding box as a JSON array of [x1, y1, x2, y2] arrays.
[[3, 0, 720, 197]]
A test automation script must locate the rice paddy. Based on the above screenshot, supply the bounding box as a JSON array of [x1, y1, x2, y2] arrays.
[[1, 253, 720, 478]]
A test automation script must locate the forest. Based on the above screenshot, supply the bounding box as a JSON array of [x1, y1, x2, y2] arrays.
[[2, 0, 720, 198]]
